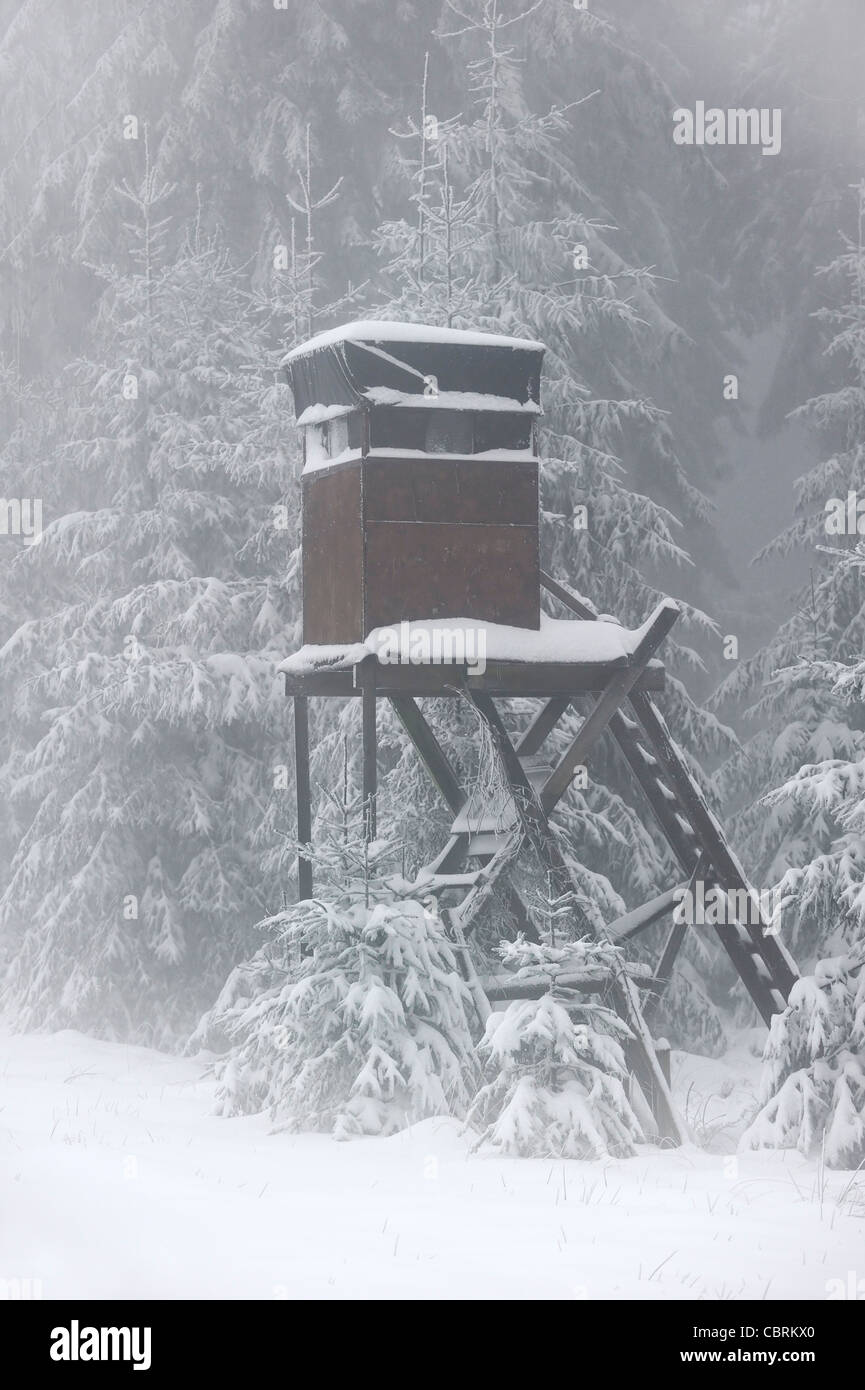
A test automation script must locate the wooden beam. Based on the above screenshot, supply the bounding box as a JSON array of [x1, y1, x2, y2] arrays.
[[607, 708, 699, 873], [612, 972, 686, 1146], [540, 600, 680, 813], [390, 703, 539, 943], [467, 692, 589, 915], [540, 569, 793, 1022], [630, 691, 799, 1012], [654, 1040, 672, 1088], [514, 696, 570, 757], [643, 919, 689, 1027], [293, 696, 313, 901], [389, 696, 465, 814], [540, 570, 596, 619], [605, 885, 684, 943], [642, 856, 708, 1025], [539, 571, 696, 867], [356, 658, 377, 841], [468, 688, 685, 1145], [283, 658, 665, 699]]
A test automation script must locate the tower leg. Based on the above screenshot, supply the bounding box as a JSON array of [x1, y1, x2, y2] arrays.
[[358, 658, 377, 841], [294, 696, 313, 901]]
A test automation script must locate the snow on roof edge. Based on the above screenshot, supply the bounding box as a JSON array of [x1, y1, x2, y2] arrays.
[[282, 320, 546, 365]]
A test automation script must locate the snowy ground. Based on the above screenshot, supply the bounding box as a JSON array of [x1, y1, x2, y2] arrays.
[[1, 1025, 862, 1301]]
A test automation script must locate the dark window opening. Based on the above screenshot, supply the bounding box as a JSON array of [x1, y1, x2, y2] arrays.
[[425, 411, 473, 455], [473, 412, 533, 453], [367, 405, 536, 456], [372, 407, 473, 454], [304, 412, 363, 466], [369, 407, 428, 451]]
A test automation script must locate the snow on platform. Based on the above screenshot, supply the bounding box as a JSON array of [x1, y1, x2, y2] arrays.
[[1, 1025, 861, 1301], [279, 606, 675, 677]]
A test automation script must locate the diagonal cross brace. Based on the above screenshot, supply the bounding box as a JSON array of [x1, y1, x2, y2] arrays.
[[389, 694, 539, 939], [539, 600, 680, 813], [467, 690, 686, 1146], [467, 692, 592, 920]]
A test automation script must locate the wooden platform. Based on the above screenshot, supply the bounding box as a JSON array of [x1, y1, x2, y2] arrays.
[[282, 655, 666, 698]]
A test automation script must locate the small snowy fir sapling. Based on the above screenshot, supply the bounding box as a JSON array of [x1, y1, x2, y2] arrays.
[[205, 815, 481, 1137], [467, 935, 645, 1158], [715, 183, 865, 948], [743, 949, 865, 1169]]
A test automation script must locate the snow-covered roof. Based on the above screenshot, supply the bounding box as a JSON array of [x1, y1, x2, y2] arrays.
[[284, 319, 546, 422], [282, 319, 545, 365]]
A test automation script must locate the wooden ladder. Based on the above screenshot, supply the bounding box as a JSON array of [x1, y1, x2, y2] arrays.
[[540, 572, 798, 1025]]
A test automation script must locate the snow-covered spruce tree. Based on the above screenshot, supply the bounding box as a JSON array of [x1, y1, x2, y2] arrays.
[[467, 936, 644, 1158], [715, 0, 865, 434], [0, 361, 61, 939], [714, 185, 865, 971], [195, 811, 480, 1137], [726, 182, 865, 1152], [0, 145, 300, 1042], [742, 949, 865, 1168]]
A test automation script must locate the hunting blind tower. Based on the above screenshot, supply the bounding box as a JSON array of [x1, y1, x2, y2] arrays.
[[281, 320, 799, 1145]]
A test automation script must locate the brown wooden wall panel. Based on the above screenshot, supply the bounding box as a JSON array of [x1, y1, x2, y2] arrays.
[[364, 522, 540, 630], [363, 457, 537, 526], [302, 465, 364, 643]]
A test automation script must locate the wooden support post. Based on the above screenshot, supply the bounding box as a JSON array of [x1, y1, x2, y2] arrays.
[[642, 858, 706, 1025], [293, 695, 313, 901], [654, 1039, 672, 1088], [357, 658, 377, 841], [611, 972, 685, 1146]]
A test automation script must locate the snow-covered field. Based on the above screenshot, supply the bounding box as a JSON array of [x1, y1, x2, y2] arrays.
[[1, 1026, 862, 1301]]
